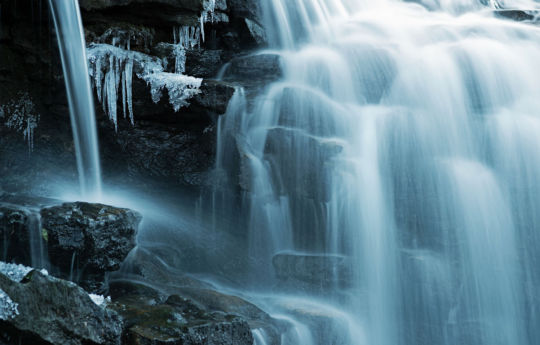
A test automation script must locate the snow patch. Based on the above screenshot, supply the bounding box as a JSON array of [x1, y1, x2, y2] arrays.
[[0, 261, 33, 282], [89, 293, 111, 307], [0, 289, 18, 321], [142, 73, 202, 112]]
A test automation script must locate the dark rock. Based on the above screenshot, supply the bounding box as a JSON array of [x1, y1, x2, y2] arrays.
[[494, 10, 539, 21], [228, 0, 262, 24], [225, 53, 282, 81], [193, 79, 237, 114], [80, 0, 205, 12], [40, 202, 141, 293], [185, 50, 226, 78], [0, 269, 122, 345], [0, 206, 32, 265], [244, 18, 267, 45], [111, 122, 216, 187], [108, 281, 254, 345], [272, 253, 353, 293]]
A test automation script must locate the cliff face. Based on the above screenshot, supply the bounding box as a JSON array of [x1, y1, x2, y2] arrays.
[[0, 0, 269, 195]]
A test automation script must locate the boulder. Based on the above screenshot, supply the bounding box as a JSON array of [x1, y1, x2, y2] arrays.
[[40, 202, 141, 293], [0, 268, 122, 345]]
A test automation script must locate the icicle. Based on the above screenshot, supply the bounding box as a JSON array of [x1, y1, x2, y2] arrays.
[[125, 57, 134, 124]]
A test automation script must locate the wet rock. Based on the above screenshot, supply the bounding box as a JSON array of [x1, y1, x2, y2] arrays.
[[494, 10, 540, 21], [108, 282, 254, 345], [272, 253, 353, 293], [277, 300, 353, 345], [41, 202, 142, 293], [0, 206, 32, 265], [244, 18, 267, 45], [226, 53, 282, 81], [0, 269, 122, 345]]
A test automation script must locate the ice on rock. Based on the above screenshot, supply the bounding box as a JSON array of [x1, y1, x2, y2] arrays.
[[88, 26, 205, 125], [0, 289, 18, 321], [0, 92, 40, 150], [0, 262, 33, 282], [143, 73, 202, 112], [89, 293, 111, 307]]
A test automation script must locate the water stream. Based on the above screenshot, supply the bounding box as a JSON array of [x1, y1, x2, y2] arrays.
[[48, 0, 102, 199], [214, 0, 540, 344]]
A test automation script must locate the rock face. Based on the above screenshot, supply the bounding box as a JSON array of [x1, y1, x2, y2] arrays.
[[0, 269, 122, 345], [41, 202, 142, 293], [272, 253, 353, 294]]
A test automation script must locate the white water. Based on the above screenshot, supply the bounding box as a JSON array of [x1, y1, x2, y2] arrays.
[[216, 0, 540, 344], [48, 0, 102, 199]]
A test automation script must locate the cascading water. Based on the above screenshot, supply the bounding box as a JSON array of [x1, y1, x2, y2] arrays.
[[48, 0, 102, 199], [215, 0, 540, 344]]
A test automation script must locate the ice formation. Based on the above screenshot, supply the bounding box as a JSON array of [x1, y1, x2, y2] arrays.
[[0, 92, 40, 150], [86, 2, 217, 127], [88, 39, 203, 126], [0, 290, 18, 321], [143, 73, 202, 112], [89, 293, 111, 307], [87, 43, 163, 129], [0, 262, 33, 282]]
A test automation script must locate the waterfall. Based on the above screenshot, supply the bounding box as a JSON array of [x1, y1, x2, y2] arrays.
[[217, 0, 540, 344], [48, 0, 102, 199]]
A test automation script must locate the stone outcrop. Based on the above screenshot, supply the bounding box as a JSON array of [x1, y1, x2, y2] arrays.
[[0, 269, 122, 345], [41, 202, 142, 293], [0, 195, 141, 293]]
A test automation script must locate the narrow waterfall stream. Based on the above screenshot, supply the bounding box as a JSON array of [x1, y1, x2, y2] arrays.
[[214, 0, 540, 344], [48, 0, 102, 199]]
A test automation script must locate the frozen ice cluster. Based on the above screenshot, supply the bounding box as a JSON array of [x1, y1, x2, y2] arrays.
[[0, 290, 18, 321], [0, 262, 37, 321], [0, 92, 40, 150], [86, 3, 219, 129]]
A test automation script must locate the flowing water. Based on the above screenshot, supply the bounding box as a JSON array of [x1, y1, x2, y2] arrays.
[[214, 0, 540, 344], [48, 0, 102, 199]]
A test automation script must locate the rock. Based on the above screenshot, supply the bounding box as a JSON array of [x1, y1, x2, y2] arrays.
[[192, 79, 237, 115], [112, 122, 216, 187], [107, 281, 254, 345], [185, 50, 227, 78], [272, 253, 353, 293], [275, 299, 353, 345], [0, 205, 32, 266], [225, 53, 282, 81], [494, 10, 540, 21], [0, 269, 122, 345], [228, 0, 262, 24], [40, 202, 141, 293], [244, 18, 267, 45], [80, 0, 205, 12]]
